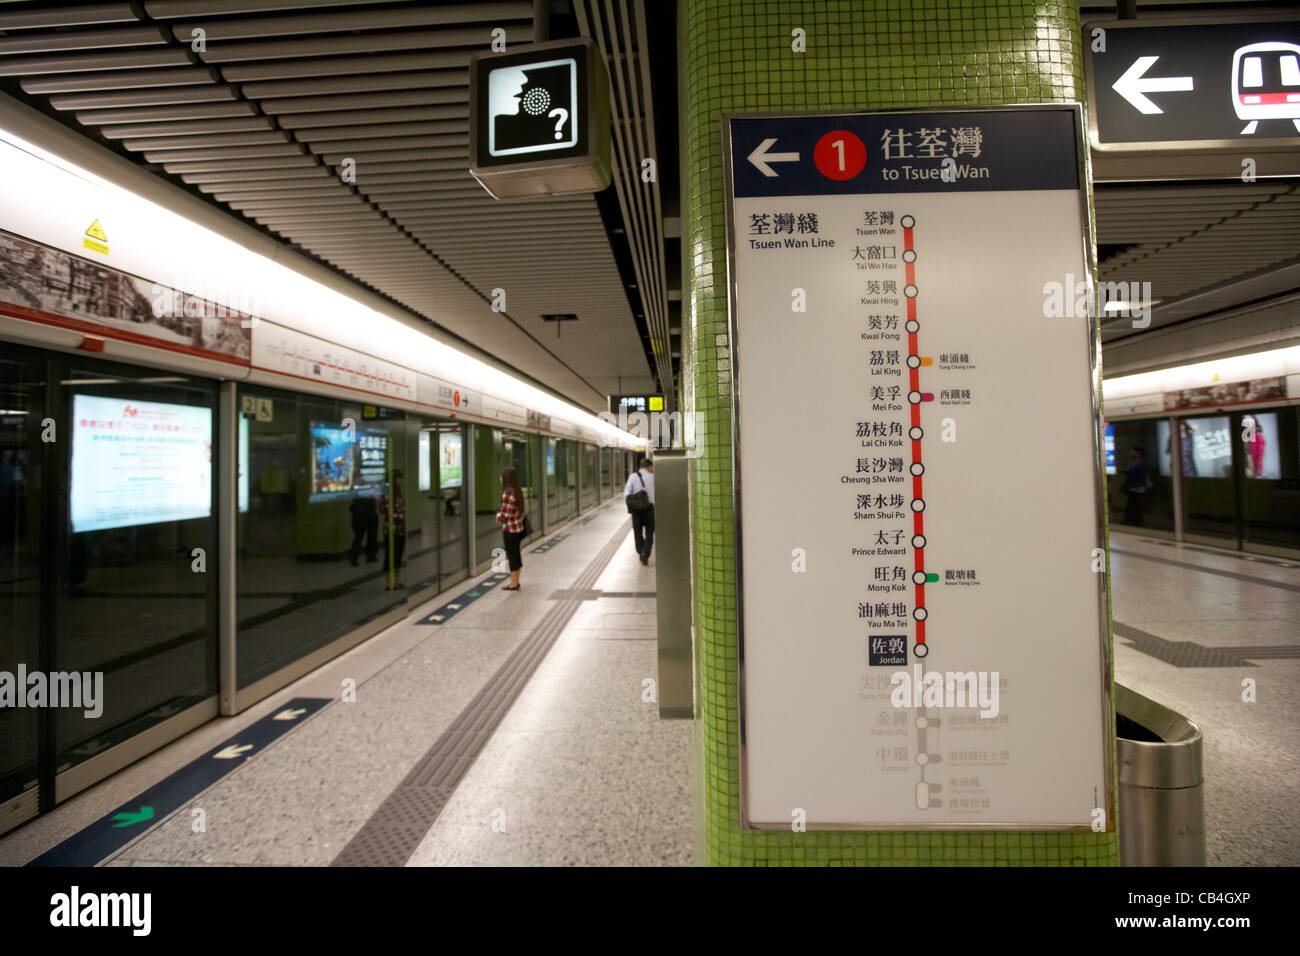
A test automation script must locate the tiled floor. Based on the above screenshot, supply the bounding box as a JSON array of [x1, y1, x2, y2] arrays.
[[3, 519, 1293, 868], [0, 500, 692, 868], [1109, 531, 1300, 866]]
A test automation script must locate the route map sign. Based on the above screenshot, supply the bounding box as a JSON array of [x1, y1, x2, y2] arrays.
[[1086, 19, 1300, 151], [725, 106, 1113, 830]]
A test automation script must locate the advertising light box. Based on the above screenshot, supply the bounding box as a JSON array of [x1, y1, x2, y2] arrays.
[[308, 423, 388, 503], [439, 431, 462, 489], [71, 394, 212, 533]]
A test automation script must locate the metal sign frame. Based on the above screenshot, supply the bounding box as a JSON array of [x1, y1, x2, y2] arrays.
[[722, 103, 1116, 832]]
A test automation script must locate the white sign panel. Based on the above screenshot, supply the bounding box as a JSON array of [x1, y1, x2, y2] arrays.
[[728, 107, 1111, 830], [417, 373, 477, 416], [71, 394, 212, 532], [252, 321, 416, 402]]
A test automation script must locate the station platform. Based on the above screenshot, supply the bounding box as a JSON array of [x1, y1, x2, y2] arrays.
[[1107, 531, 1300, 867], [2, 519, 1295, 868], [0, 501, 692, 868]]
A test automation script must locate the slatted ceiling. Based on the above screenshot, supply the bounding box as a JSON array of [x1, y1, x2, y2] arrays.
[[260, 89, 468, 114], [241, 70, 467, 99], [0, 25, 168, 54], [74, 100, 258, 123], [165, 3, 530, 40], [50, 84, 240, 107], [0, 0, 659, 406], [0, 47, 196, 74], [144, 0, 406, 15], [21, 65, 217, 92], [1096, 184, 1300, 337], [276, 106, 467, 128], [0, 4, 139, 30], [575, 0, 673, 402]]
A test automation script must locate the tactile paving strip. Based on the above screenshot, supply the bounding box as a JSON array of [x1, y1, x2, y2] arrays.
[[330, 520, 631, 867]]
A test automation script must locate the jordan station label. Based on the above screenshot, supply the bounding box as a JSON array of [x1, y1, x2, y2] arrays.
[[726, 107, 1113, 830]]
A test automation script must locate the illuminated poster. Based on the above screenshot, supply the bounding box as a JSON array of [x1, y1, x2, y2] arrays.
[[728, 107, 1110, 829], [439, 431, 462, 489], [70, 394, 212, 533], [418, 431, 431, 492], [239, 415, 249, 512], [308, 422, 388, 502]]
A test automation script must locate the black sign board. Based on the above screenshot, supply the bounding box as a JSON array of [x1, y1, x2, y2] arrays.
[[609, 394, 665, 415], [468, 38, 611, 199], [1086, 19, 1300, 151]]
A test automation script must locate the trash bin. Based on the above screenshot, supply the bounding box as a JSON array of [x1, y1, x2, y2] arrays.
[[1115, 683, 1206, 866]]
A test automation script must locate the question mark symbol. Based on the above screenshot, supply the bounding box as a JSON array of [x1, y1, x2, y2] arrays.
[[548, 107, 568, 140]]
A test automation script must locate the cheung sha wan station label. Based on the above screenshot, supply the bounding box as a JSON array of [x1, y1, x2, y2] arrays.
[[726, 106, 1112, 830]]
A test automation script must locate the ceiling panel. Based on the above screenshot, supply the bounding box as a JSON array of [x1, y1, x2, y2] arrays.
[[0, 0, 659, 409]]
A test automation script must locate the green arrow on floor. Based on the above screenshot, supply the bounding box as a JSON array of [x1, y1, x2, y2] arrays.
[[109, 806, 154, 828]]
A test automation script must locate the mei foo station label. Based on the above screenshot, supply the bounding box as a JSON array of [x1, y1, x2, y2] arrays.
[[726, 107, 1113, 830]]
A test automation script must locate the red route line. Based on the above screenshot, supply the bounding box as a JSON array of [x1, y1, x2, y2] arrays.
[[904, 222, 926, 651]]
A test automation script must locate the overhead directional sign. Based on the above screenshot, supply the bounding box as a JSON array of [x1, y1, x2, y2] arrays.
[[1086, 19, 1300, 151]]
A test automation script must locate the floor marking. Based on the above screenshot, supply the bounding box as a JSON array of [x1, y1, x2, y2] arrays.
[[416, 574, 508, 624], [26, 697, 330, 867], [1110, 547, 1300, 594], [331, 522, 631, 867], [1114, 622, 1300, 668]]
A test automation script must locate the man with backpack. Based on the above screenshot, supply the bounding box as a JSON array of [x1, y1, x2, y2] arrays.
[[624, 457, 655, 565]]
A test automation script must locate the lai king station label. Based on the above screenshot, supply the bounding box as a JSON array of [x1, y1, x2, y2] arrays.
[[726, 107, 1112, 830], [1086, 19, 1300, 150]]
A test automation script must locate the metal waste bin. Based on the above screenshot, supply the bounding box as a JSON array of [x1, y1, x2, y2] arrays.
[[1115, 683, 1206, 866]]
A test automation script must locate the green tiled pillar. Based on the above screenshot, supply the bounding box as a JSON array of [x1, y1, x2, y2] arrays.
[[679, 0, 1117, 866]]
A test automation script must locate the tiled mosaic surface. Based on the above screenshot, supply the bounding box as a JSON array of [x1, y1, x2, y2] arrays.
[[679, 0, 1120, 865]]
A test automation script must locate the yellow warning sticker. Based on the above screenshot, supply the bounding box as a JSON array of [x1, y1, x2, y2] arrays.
[[83, 220, 109, 255]]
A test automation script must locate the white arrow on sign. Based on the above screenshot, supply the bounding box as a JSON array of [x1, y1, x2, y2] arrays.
[[447, 603, 461, 610], [273, 708, 307, 721], [1112, 56, 1194, 115], [747, 138, 800, 177], [214, 744, 253, 759]]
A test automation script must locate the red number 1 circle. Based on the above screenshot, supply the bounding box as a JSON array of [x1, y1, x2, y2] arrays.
[[813, 130, 866, 181]]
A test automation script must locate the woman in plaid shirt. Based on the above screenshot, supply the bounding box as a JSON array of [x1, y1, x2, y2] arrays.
[[496, 466, 526, 590]]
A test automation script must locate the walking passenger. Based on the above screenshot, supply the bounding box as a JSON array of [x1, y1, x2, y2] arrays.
[[624, 457, 655, 565]]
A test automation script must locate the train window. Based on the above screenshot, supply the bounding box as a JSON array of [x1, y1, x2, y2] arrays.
[[1282, 55, 1299, 88], [1242, 56, 1262, 88]]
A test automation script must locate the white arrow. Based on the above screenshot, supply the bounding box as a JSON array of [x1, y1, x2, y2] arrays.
[[429, 614, 444, 622], [214, 744, 253, 759], [747, 137, 800, 177], [447, 603, 461, 610], [1112, 56, 1194, 115], [273, 708, 306, 721]]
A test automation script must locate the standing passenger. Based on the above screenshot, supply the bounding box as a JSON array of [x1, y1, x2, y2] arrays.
[[1121, 446, 1150, 527], [624, 457, 655, 565], [497, 466, 526, 590], [381, 469, 406, 589]]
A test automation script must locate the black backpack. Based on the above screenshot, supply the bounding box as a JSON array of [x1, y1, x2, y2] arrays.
[[625, 472, 651, 514]]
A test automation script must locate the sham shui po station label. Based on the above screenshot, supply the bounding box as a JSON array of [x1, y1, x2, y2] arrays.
[[726, 107, 1112, 830]]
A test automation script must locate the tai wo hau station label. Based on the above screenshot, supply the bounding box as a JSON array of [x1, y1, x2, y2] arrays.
[[726, 107, 1113, 830]]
